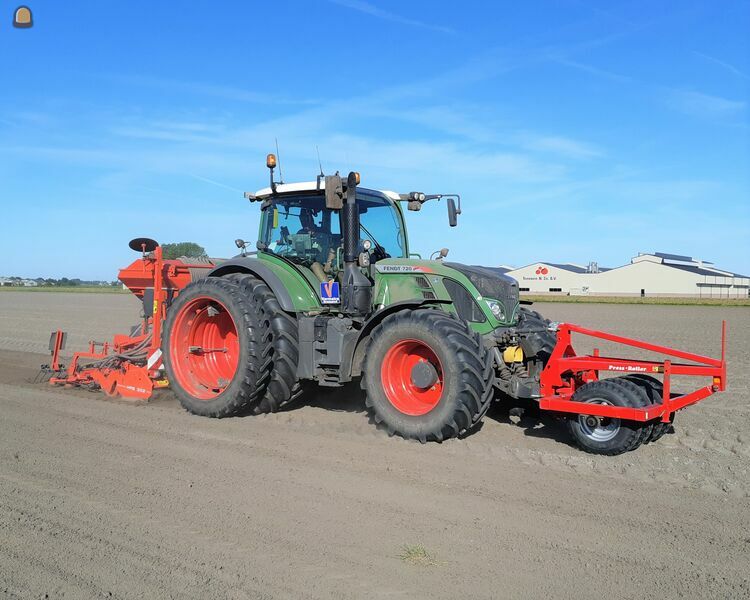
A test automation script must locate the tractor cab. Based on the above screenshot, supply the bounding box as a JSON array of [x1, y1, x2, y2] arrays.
[[253, 182, 409, 285]]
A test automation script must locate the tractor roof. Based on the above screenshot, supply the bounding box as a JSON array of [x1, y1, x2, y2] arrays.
[[253, 180, 401, 202]]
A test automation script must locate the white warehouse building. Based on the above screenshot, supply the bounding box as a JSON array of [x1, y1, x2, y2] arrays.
[[502, 252, 750, 298]]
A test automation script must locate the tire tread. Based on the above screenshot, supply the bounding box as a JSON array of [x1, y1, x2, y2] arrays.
[[361, 309, 493, 443]]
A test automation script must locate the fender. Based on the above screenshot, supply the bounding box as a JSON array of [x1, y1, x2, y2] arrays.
[[344, 299, 452, 380], [209, 256, 318, 312]]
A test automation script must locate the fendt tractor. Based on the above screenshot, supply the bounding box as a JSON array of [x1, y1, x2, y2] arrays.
[[46, 155, 727, 455]]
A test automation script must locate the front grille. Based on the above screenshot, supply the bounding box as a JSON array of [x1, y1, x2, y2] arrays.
[[444, 262, 519, 323], [444, 279, 486, 323]]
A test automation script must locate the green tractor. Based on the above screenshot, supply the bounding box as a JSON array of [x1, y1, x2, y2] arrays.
[[162, 155, 557, 443]]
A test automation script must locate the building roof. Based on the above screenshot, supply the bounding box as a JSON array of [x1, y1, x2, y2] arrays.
[[507, 255, 748, 280], [485, 266, 511, 275], [654, 251, 693, 262], [546, 263, 589, 274], [663, 263, 741, 278]]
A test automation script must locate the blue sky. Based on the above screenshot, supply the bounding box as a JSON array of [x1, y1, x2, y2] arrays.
[[1, 0, 748, 279]]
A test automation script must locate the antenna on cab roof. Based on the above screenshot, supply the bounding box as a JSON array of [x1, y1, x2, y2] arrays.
[[316, 145, 324, 177], [275, 138, 284, 183]]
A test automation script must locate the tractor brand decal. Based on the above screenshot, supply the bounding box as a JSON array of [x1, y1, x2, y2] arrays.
[[320, 280, 340, 304], [375, 265, 432, 273], [522, 265, 557, 282], [608, 364, 647, 373]]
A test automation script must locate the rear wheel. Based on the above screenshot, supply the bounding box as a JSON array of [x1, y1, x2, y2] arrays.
[[162, 277, 270, 417], [361, 309, 493, 443], [231, 274, 304, 414], [566, 378, 650, 455]]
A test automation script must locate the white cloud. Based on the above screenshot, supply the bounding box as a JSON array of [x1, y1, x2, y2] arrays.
[[105, 74, 320, 106], [553, 58, 633, 83], [523, 136, 602, 160], [692, 51, 748, 80], [328, 0, 455, 35], [665, 89, 746, 119]]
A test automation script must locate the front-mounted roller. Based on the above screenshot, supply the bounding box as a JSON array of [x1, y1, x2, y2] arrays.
[[539, 322, 727, 455]]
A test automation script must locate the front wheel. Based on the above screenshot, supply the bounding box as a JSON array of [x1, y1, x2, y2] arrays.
[[361, 309, 493, 443]]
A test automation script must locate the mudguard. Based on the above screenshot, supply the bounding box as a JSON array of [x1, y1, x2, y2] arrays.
[[208, 256, 320, 313]]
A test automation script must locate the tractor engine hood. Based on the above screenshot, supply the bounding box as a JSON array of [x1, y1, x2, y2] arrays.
[[443, 262, 520, 316]]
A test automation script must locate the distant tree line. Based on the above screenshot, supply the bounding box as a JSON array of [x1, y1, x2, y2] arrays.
[[1, 242, 207, 287], [161, 242, 207, 260], [0, 276, 119, 287]]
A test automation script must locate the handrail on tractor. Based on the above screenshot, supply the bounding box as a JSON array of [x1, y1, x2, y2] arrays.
[[539, 321, 727, 423]]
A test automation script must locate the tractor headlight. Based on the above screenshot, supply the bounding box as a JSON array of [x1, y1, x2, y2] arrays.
[[485, 299, 505, 321]]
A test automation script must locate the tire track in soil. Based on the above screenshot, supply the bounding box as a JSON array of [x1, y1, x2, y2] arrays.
[[1, 294, 749, 598]]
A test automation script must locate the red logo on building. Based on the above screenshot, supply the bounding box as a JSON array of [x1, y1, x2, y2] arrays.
[[535, 266, 549, 275]]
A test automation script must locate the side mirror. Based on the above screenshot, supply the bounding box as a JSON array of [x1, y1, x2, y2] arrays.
[[447, 197, 459, 227], [324, 175, 344, 210]]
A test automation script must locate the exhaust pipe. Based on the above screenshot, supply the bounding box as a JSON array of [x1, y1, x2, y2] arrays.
[[341, 171, 372, 315]]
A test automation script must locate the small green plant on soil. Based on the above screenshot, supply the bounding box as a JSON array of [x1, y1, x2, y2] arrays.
[[399, 544, 437, 567]]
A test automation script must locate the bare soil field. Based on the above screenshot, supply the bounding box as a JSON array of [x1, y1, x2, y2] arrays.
[[1, 292, 748, 599]]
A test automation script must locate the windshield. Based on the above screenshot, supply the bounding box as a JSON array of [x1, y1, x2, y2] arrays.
[[260, 192, 406, 273]]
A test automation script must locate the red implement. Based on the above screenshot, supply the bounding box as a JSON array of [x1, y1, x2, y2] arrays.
[[48, 240, 214, 399], [538, 321, 727, 423]]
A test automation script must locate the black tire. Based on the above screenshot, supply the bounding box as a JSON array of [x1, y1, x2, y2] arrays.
[[231, 274, 304, 414], [162, 277, 270, 417], [519, 307, 546, 322], [622, 374, 671, 443], [565, 378, 649, 455], [361, 309, 493, 443], [517, 307, 557, 357]]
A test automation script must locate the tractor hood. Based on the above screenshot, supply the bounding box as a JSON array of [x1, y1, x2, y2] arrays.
[[443, 262, 519, 309], [374, 258, 520, 327]]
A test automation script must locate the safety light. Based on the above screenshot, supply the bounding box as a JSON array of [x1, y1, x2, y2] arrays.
[[353, 172, 361, 185], [362, 240, 372, 251], [266, 153, 277, 169]]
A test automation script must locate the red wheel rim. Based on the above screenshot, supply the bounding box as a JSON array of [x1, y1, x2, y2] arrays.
[[381, 339, 444, 416], [169, 296, 239, 400]]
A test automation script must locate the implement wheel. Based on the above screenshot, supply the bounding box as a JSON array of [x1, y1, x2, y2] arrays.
[[163, 277, 269, 417], [361, 309, 493, 443], [622, 374, 672, 443], [566, 378, 650, 455]]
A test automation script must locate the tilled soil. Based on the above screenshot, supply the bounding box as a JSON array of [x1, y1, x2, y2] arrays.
[[0, 292, 748, 599]]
